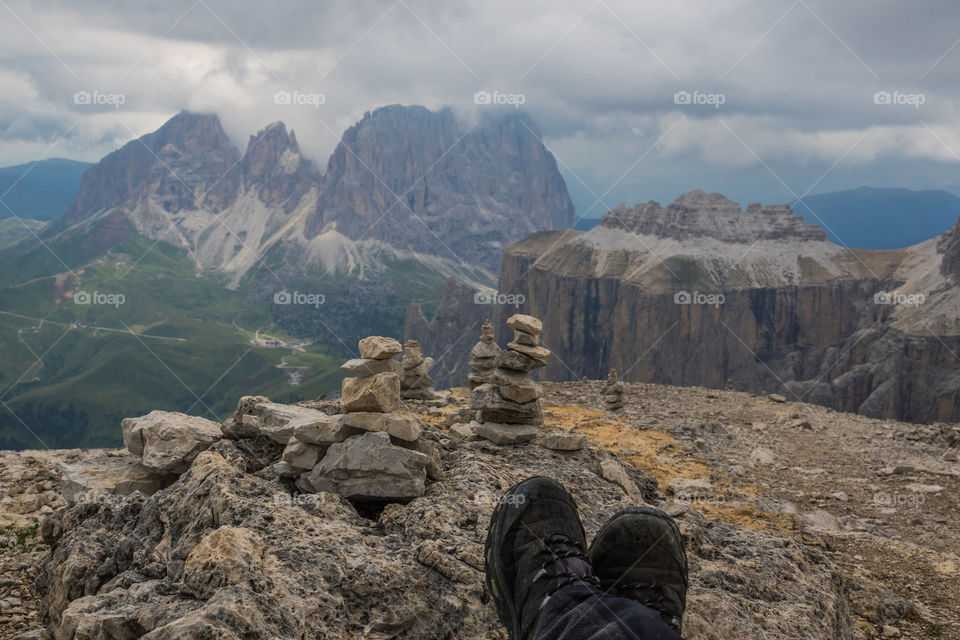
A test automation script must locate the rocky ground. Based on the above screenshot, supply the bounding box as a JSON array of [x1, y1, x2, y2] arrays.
[[0, 382, 957, 639]]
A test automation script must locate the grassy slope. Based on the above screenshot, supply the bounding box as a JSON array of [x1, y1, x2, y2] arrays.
[[0, 216, 344, 449]]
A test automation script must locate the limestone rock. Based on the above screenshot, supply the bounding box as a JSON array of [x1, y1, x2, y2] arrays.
[[58, 457, 173, 504], [470, 420, 538, 445], [239, 400, 338, 445], [341, 358, 402, 376], [506, 314, 542, 336], [308, 432, 429, 501], [449, 422, 477, 441], [220, 416, 259, 439], [495, 369, 542, 404], [495, 349, 548, 372], [281, 439, 325, 470], [505, 341, 551, 360], [599, 459, 646, 504], [342, 411, 422, 442], [182, 526, 266, 600], [292, 415, 358, 445], [537, 432, 587, 451], [666, 478, 715, 499], [470, 341, 500, 359], [341, 372, 401, 413], [121, 410, 222, 474], [358, 336, 402, 360], [400, 437, 443, 480]]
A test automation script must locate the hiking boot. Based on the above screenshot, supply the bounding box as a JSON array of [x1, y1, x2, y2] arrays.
[[484, 476, 598, 640], [588, 506, 688, 633]]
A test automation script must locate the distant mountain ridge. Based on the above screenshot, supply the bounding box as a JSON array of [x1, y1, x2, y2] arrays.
[[0, 158, 92, 221], [794, 186, 960, 250]]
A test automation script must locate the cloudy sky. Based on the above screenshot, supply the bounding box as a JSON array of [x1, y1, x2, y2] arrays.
[[2, 0, 960, 216]]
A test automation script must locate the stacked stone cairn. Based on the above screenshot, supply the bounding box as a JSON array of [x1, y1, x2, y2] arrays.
[[259, 336, 440, 501], [400, 339, 438, 400], [470, 314, 549, 444], [601, 369, 625, 411], [468, 319, 500, 389]]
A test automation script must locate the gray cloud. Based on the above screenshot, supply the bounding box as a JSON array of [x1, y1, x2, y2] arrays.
[[1, 0, 959, 213]]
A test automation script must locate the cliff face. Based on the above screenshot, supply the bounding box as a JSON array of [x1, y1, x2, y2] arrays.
[[309, 105, 574, 272], [492, 192, 960, 423]]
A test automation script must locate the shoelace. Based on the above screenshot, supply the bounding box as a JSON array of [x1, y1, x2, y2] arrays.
[[531, 535, 600, 597]]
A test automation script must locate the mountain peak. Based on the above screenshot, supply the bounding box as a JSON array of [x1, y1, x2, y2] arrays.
[[598, 190, 827, 243]]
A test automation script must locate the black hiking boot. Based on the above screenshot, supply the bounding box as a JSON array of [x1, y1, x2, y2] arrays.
[[588, 506, 688, 634], [484, 476, 599, 640]]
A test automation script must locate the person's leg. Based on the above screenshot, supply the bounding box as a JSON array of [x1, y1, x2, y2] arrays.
[[484, 477, 686, 640]]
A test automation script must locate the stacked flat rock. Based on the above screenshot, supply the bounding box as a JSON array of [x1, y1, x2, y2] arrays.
[[468, 319, 501, 389], [470, 314, 548, 445], [400, 340, 439, 400], [269, 336, 440, 501], [601, 369, 625, 411]]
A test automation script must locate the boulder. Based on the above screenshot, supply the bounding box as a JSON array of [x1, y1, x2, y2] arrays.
[[281, 439, 325, 470], [666, 478, 715, 499], [292, 415, 358, 445], [342, 411, 422, 441], [308, 432, 429, 501], [506, 314, 543, 336], [220, 416, 259, 439], [341, 373, 401, 413], [401, 437, 443, 480], [121, 411, 222, 473], [470, 420, 538, 445], [58, 457, 173, 504], [244, 401, 338, 444], [341, 358, 402, 376], [599, 459, 647, 504], [358, 336, 402, 360]]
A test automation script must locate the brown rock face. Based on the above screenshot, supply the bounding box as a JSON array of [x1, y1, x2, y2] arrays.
[[490, 194, 960, 424], [939, 218, 960, 280]]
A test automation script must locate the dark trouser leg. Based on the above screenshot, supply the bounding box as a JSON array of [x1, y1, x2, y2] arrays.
[[532, 582, 684, 640]]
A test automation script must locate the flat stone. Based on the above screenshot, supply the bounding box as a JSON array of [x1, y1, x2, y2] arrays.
[[250, 402, 339, 445], [58, 456, 173, 504], [449, 422, 477, 441], [506, 314, 542, 336], [272, 461, 301, 478], [769, 393, 787, 403], [750, 448, 776, 465], [340, 358, 402, 376], [470, 420, 538, 445], [341, 372, 401, 413], [470, 341, 501, 359], [342, 411, 422, 441], [220, 417, 259, 439], [506, 342, 551, 360], [282, 439, 325, 470], [471, 383, 541, 418], [495, 369, 542, 404], [358, 336, 402, 360], [512, 330, 538, 346], [293, 415, 358, 445], [662, 502, 691, 518], [666, 478, 715, 499], [121, 410, 222, 474], [400, 437, 443, 480], [537, 432, 587, 451], [495, 349, 548, 372], [308, 432, 429, 501]]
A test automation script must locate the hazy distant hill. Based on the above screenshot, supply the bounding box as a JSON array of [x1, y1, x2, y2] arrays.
[[0, 158, 92, 221], [794, 186, 960, 249]]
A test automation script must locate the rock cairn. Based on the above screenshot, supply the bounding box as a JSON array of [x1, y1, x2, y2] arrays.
[[400, 339, 438, 400], [468, 319, 500, 389], [470, 314, 548, 444], [601, 369, 625, 411], [255, 336, 440, 501]]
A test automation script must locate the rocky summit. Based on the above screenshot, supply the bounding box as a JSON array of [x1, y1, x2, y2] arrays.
[[1, 381, 957, 639]]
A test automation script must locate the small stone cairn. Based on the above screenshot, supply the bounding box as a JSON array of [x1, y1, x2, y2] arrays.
[[470, 314, 549, 444], [468, 320, 500, 389], [400, 339, 438, 400], [601, 369, 625, 411]]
